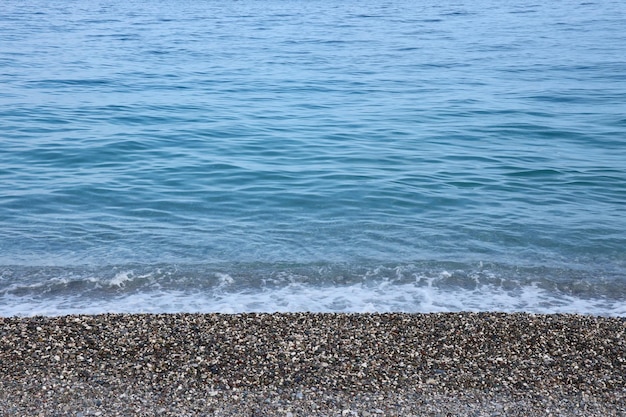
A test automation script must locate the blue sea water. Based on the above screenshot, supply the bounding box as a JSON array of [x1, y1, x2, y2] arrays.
[[1, 0, 625, 316]]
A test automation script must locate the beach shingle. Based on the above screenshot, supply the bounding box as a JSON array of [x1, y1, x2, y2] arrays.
[[1, 313, 624, 416]]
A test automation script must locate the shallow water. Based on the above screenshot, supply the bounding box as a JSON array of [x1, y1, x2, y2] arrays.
[[1, 0, 625, 316]]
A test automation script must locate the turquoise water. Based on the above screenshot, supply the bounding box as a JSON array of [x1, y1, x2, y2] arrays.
[[1, 0, 625, 315]]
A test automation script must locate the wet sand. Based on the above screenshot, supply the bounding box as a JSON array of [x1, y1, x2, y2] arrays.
[[1, 312, 624, 416]]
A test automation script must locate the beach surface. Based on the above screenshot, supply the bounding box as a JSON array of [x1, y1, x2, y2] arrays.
[[1, 312, 624, 416]]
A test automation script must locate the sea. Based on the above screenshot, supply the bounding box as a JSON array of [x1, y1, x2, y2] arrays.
[[1, 0, 625, 317]]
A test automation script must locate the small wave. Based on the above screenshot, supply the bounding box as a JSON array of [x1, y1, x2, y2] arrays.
[[1, 263, 623, 317]]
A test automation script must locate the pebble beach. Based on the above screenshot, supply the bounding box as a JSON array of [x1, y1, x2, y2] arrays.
[[1, 312, 624, 416]]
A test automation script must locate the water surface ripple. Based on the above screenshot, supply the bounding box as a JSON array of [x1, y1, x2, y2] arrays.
[[1, 0, 625, 315]]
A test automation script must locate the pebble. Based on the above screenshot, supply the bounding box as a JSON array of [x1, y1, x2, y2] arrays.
[[0, 312, 625, 416]]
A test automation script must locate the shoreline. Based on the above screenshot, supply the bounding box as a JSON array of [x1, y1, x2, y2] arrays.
[[1, 312, 625, 416]]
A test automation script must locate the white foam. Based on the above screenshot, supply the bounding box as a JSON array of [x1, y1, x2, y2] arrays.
[[108, 271, 134, 287], [215, 272, 235, 286], [1, 279, 623, 317]]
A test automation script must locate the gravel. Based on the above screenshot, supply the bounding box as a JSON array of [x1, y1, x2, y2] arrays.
[[1, 312, 624, 416]]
